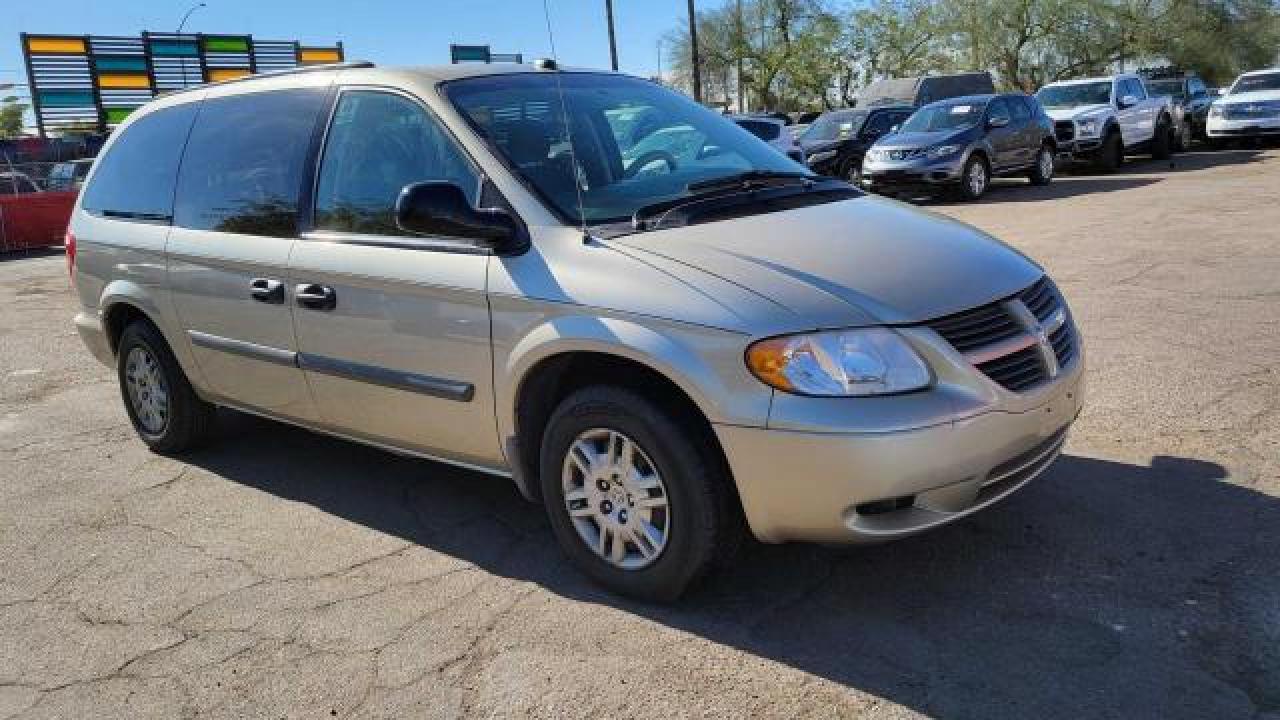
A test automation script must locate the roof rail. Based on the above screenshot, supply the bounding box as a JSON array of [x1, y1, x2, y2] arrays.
[[162, 61, 375, 97]]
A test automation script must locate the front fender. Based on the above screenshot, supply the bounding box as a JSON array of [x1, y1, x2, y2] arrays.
[[493, 310, 771, 461]]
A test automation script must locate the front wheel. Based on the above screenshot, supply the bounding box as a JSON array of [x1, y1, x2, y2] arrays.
[[1151, 116, 1173, 160], [956, 155, 989, 201], [1096, 131, 1123, 173], [539, 386, 742, 601], [1028, 145, 1055, 186], [842, 158, 863, 187]]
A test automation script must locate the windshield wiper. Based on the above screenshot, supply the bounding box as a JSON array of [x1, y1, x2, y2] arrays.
[[686, 169, 816, 193], [629, 173, 843, 232]]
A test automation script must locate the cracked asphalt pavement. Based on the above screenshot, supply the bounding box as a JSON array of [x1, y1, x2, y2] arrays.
[[1, 147, 1278, 719]]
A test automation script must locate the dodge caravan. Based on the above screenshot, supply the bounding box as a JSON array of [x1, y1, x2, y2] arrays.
[[70, 62, 1084, 600]]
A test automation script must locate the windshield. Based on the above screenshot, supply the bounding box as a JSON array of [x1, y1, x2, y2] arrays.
[[1036, 82, 1112, 108], [1230, 72, 1280, 94], [801, 110, 865, 144], [900, 101, 985, 132], [445, 73, 803, 226], [1146, 79, 1185, 99]]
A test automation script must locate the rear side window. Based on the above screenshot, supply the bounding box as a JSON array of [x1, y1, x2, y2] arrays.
[[174, 88, 326, 237], [314, 90, 480, 237], [82, 103, 197, 219]]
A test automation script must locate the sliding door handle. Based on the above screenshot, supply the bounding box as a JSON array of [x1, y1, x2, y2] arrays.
[[295, 283, 336, 311], [249, 278, 285, 304]]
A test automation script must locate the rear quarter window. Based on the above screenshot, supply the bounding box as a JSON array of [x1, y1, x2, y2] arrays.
[[82, 103, 198, 219], [173, 88, 327, 237]]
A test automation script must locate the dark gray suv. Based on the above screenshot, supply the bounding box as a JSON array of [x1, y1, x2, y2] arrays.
[[861, 93, 1058, 201]]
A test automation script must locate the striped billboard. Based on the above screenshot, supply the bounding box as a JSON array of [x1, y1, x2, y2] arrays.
[[21, 32, 344, 136]]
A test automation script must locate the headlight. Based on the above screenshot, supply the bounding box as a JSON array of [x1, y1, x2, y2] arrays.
[[806, 149, 837, 164], [1209, 105, 1225, 118], [1077, 119, 1099, 136], [746, 328, 931, 397], [927, 144, 960, 159]]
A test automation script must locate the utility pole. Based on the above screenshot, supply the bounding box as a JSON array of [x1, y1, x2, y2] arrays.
[[735, 0, 744, 113], [687, 0, 702, 103], [604, 0, 619, 71]]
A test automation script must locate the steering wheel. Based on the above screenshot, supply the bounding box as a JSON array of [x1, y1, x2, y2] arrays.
[[623, 150, 679, 179]]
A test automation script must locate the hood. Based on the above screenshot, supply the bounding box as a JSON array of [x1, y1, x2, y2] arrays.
[[1217, 89, 1280, 106], [1043, 104, 1111, 122], [608, 195, 1042, 328], [874, 127, 972, 149]]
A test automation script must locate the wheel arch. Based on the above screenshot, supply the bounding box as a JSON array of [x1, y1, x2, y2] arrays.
[[498, 315, 767, 504]]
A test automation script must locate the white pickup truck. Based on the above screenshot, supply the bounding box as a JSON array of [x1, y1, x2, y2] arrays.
[[1035, 73, 1176, 171]]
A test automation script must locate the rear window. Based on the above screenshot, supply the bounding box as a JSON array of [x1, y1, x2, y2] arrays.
[[735, 119, 781, 142], [82, 103, 198, 219], [174, 88, 326, 237]]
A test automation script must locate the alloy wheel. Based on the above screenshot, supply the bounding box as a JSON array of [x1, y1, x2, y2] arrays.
[[561, 428, 670, 570], [1038, 149, 1054, 180], [124, 346, 169, 434]]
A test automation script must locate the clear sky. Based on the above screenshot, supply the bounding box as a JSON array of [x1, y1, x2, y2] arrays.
[[3, 0, 711, 126]]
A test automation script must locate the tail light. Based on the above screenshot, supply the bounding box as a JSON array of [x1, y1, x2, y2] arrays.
[[65, 228, 76, 279]]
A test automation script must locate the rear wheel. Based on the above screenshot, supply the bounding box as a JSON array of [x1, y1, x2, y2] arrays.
[[540, 386, 742, 601], [956, 155, 989, 201], [117, 321, 216, 453], [1028, 145, 1055, 186]]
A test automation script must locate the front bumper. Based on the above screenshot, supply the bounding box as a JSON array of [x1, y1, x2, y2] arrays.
[[1206, 114, 1280, 138], [716, 361, 1084, 544], [861, 153, 966, 191], [1055, 136, 1104, 162]]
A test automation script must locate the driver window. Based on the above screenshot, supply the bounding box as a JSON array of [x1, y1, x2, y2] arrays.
[[315, 90, 480, 237]]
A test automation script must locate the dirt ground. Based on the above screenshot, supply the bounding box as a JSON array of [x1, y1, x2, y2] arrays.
[[1, 146, 1277, 719]]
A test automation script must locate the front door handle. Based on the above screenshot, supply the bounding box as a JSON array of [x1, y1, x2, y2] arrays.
[[249, 278, 285, 304], [295, 283, 337, 311]]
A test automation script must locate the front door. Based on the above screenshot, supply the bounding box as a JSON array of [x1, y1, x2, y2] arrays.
[[166, 87, 330, 422], [288, 88, 502, 468], [985, 98, 1019, 170]]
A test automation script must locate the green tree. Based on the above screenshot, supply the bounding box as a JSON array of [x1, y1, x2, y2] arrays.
[[0, 96, 27, 139]]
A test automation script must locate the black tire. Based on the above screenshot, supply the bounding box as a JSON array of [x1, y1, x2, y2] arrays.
[[539, 385, 742, 601], [1151, 115, 1173, 160], [841, 157, 863, 187], [956, 154, 989, 201], [116, 320, 216, 453], [1096, 130, 1123, 173], [1028, 144, 1055, 186]]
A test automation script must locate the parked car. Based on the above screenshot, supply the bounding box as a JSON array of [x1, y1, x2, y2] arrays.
[[1206, 67, 1280, 145], [70, 62, 1083, 600], [1036, 73, 1176, 171], [1139, 68, 1213, 148], [729, 115, 805, 163], [861, 93, 1057, 201], [47, 158, 95, 191], [799, 105, 916, 183], [857, 72, 996, 109], [0, 171, 42, 195]]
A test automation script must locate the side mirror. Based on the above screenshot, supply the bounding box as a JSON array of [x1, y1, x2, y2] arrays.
[[1118, 95, 1138, 109], [988, 115, 1010, 128], [395, 182, 520, 251]]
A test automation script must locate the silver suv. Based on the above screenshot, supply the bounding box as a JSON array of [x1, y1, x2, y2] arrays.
[[70, 62, 1084, 600]]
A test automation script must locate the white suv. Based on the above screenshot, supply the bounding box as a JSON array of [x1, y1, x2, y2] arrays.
[[1207, 67, 1280, 144]]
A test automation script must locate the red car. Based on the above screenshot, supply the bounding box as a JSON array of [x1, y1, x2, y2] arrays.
[[0, 171, 77, 252]]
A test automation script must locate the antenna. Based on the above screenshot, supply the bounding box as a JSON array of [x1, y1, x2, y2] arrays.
[[540, 0, 590, 241]]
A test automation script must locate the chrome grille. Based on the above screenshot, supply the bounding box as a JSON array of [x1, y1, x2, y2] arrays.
[[1054, 121, 1075, 142], [925, 276, 1078, 393]]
